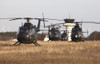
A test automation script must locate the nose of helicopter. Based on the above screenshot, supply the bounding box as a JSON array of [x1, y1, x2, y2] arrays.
[[26, 35, 32, 39]]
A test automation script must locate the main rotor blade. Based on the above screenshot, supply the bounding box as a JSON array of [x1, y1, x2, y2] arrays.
[[43, 19, 46, 28], [44, 18, 64, 21], [76, 21, 100, 24], [9, 18, 23, 21], [0, 17, 34, 20], [45, 23, 64, 27], [0, 17, 19, 19], [42, 13, 45, 28]]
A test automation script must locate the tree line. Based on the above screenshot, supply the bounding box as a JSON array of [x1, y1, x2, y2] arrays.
[[0, 31, 100, 41]]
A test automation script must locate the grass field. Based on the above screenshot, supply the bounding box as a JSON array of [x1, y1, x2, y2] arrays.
[[0, 41, 100, 64]]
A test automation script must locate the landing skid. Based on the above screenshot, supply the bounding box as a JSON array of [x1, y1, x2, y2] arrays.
[[33, 42, 40, 46], [13, 42, 21, 46], [13, 42, 40, 46]]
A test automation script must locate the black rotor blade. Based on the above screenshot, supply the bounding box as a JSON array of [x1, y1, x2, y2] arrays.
[[0, 17, 19, 20], [44, 18, 64, 21], [45, 22, 64, 27], [76, 21, 100, 24], [42, 13, 45, 28], [82, 22, 100, 24], [9, 18, 23, 21]]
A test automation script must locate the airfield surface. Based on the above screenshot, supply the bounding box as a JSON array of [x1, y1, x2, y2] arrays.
[[0, 41, 100, 64]]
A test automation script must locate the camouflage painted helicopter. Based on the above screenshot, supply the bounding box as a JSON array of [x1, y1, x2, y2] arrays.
[[0, 17, 46, 46], [71, 22, 84, 42], [64, 19, 100, 42], [45, 24, 61, 41], [43, 23, 67, 41]]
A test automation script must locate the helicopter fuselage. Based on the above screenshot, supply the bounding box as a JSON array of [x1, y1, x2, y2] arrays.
[[71, 26, 84, 42], [16, 22, 38, 44], [17, 27, 37, 44], [48, 28, 61, 40]]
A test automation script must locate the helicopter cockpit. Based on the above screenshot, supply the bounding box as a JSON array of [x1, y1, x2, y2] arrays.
[[18, 22, 35, 34]]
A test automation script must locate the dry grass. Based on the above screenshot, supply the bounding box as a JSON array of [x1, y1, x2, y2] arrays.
[[0, 41, 100, 64]]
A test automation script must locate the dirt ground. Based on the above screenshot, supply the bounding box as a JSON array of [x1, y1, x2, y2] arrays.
[[0, 41, 100, 64]]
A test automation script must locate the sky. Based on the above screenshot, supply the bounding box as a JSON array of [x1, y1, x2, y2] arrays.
[[0, 0, 100, 36]]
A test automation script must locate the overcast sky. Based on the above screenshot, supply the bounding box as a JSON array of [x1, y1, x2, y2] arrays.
[[0, 0, 100, 36]]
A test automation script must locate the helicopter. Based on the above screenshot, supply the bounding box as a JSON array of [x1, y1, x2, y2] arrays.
[[64, 18, 100, 42], [71, 22, 84, 42], [43, 23, 67, 41], [0, 17, 46, 46], [46, 24, 61, 41]]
